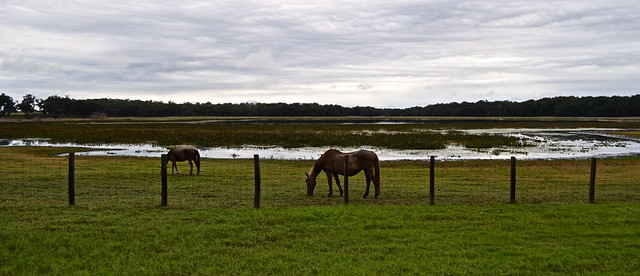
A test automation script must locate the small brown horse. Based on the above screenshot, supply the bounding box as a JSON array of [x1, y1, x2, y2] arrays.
[[305, 149, 380, 198], [166, 146, 201, 175]]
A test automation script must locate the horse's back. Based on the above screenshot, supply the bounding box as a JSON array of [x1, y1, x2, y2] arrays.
[[167, 146, 198, 161], [352, 150, 379, 166], [319, 149, 378, 171], [353, 149, 378, 160], [321, 149, 342, 158], [321, 149, 378, 161]]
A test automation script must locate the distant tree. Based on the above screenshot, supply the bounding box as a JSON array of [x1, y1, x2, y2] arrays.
[[39, 95, 72, 118], [0, 93, 17, 117], [24, 93, 640, 118], [17, 94, 37, 118]]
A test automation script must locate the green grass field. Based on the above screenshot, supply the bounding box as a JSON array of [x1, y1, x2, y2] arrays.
[[3, 203, 639, 275], [1, 146, 639, 274]]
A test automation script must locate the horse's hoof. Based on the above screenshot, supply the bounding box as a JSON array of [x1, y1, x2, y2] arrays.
[[363, 195, 369, 198], [327, 194, 333, 197]]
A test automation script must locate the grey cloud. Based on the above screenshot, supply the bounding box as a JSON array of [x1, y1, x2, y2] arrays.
[[1, 0, 639, 107]]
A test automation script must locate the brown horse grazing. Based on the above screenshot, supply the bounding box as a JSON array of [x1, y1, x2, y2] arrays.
[[166, 146, 201, 175], [305, 149, 380, 198]]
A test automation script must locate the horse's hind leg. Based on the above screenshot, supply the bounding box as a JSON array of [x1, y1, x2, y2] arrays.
[[363, 170, 373, 198], [333, 173, 343, 196], [188, 160, 194, 175]]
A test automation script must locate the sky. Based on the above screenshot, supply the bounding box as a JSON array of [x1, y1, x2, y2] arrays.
[[1, 0, 639, 108]]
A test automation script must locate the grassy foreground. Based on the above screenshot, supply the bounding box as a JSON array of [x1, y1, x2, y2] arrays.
[[1, 147, 640, 274], [3, 204, 639, 275]]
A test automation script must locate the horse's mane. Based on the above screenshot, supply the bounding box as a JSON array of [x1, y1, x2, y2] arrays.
[[308, 162, 318, 177]]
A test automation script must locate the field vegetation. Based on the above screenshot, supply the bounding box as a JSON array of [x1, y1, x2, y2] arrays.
[[612, 131, 640, 139], [3, 117, 640, 150], [1, 144, 640, 274], [1, 118, 640, 274], [0, 121, 522, 149]]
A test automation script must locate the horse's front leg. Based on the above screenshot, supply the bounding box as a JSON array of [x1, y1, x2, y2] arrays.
[[325, 172, 334, 197], [333, 173, 343, 196], [188, 160, 194, 175]]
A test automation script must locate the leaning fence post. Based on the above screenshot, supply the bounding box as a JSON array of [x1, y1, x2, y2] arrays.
[[68, 152, 75, 205], [161, 154, 168, 206], [429, 156, 435, 205], [510, 156, 516, 204], [254, 154, 261, 209], [344, 155, 349, 205], [589, 158, 596, 203]]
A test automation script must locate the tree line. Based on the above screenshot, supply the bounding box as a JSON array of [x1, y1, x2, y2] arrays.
[[1, 93, 639, 118]]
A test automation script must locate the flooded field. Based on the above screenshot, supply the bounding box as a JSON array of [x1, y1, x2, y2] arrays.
[[5, 128, 640, 161]]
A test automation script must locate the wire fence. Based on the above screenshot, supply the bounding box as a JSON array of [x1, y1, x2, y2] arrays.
[[2, 151, 639, 209]]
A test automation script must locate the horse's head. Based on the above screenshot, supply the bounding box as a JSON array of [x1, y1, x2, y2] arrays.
[[305, 172, 317, 196]]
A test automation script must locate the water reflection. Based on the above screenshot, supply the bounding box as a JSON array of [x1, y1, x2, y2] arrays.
[[4, 128, 640, 161]]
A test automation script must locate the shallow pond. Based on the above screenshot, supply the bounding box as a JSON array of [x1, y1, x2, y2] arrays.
[[4, 128, 640, 161]]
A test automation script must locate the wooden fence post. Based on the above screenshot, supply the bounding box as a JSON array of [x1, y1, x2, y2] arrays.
[[510, 156, 516, 204], [161, 154, 167, 206], [254, 154, 261, 209], [68, 152, 75, 205], [589, 158, 596, 203], [344, 155, 349, 205], [429, 156, 435, 205]]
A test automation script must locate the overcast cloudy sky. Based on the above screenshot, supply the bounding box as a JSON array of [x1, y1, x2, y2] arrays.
[[1, 0, 639, 107]]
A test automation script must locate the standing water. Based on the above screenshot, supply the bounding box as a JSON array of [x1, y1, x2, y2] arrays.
[[4, 128, 640, 160]]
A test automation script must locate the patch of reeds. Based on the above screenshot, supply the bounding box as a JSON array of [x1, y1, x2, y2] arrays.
[[1, 121, 527, 149]]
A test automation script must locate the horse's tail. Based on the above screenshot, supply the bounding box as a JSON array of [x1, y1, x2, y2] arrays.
[[374, 157, 381, 187], [194, 149, 201, 174], [371, 153, 381, 198]]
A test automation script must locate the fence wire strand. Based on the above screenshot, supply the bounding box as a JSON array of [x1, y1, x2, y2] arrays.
[[2, 150, 639, 208]]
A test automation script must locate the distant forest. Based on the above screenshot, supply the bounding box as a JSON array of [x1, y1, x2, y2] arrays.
[[1, 93, 639, 118]]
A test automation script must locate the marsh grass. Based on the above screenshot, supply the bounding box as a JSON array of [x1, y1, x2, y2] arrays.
[[0, 121, 546, 149], [613, 131, 640, 138], [1, 147, 640, 274], [5, 118, 639, 152]]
